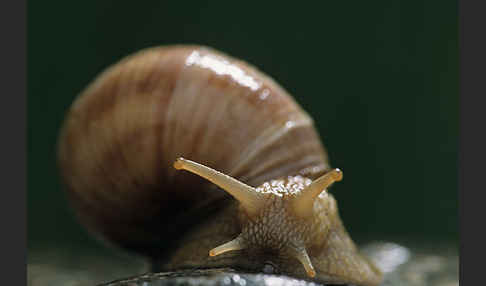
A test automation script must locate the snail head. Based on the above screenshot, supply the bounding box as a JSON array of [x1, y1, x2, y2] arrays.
[[173, 157, 343, 278]]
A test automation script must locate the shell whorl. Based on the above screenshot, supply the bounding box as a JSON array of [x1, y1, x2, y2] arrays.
[[57, 45, 329, 257]]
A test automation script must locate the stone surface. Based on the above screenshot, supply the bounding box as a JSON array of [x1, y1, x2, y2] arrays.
[[27, 242, 458, 286]]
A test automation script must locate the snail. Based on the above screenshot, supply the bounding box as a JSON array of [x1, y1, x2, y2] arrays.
[[57, 45, 383, 286]]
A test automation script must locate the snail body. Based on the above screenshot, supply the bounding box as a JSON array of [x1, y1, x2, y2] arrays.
[[57, 45, 382, 286]]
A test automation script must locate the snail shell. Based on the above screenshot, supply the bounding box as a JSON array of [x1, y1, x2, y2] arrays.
[[57, 45, 382, 286]]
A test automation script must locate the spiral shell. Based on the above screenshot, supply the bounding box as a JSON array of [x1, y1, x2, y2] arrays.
[[57, 45, 329, 257]]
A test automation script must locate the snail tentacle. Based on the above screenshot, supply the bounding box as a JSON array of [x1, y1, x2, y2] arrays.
[[292, 168, 343, 218], [209, 234, 246, 257], [287, 246, 316, 278], [174, 157, 263, 216]]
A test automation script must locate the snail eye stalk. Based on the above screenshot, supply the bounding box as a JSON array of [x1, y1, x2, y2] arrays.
[[174, 157, 263, 216], [292, 168, 343, 218]]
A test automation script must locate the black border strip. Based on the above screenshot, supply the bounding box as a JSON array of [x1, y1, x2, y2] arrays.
[[1, 0, 26, 285], [460, 0, 486, 284]]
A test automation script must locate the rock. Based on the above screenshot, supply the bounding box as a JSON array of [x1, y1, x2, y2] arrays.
[[27, 242, 458, 286]]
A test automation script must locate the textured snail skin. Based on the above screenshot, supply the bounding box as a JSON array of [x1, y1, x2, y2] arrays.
[[57, 45, 382, 286], [167, 158, 382, 286]]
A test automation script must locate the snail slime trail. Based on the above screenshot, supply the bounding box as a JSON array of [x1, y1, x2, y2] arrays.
[[57, 45, 383, 286]]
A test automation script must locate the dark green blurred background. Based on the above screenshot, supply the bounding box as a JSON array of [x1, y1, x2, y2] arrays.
[[28, 0, 458, 253]]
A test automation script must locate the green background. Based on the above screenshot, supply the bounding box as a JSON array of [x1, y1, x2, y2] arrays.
[[28, 0, 458, 253]]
